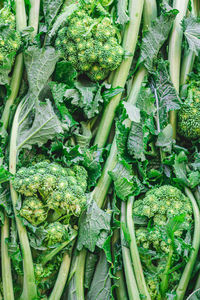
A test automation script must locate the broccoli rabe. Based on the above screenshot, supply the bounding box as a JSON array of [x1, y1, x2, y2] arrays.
[[178, 82, 200, 139], [133, 185, 193, 298], [0, 6, 21, 83], [45, 222, 69, 246], [13, 161, 88, 224], [55, 8, 124, 81]]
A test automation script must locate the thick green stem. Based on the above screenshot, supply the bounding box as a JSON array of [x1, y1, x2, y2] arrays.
[[121, 202, 140, 300], [74, 249, 87, 300], [168, 0, 189, 138], [9, 103, 37, 300], [29, 0, 40, 37], [176, 187, 200, 300], [94, 0, 144, 148], [49, 252, 72, 300], [180, 0, 199, 85], [160, 246, 173, 297], [143, 0, 157, 30], [127, 197, 151, 299], [1, 212, 14, 300]]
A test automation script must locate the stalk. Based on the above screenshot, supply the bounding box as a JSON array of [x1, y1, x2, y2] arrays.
[[160, 246, 174, 297], [176, 187, 200, 300], [49, 238, 76, 300], [9, 102, 38, 300], [180, 0, 199, 85], [168, 0, 189, 138], [143, 0, 157, 30], [120, 202, 140, 300], [126, 196, 151, 299], [29, 0, 40, 37], [1, 1, 27, 299], [1, 212, 14, 300], [94, 0, 144, 148]]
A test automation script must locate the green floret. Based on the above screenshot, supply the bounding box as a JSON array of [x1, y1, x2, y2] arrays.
[[133, 185, 193, 299], [20, 196, 47, 226], [178, 84, 200, 139], [55, 8, 124, 81], [13, 162, 88, 224], [45, 222, 68, 246], [0, 7, 21, 84]]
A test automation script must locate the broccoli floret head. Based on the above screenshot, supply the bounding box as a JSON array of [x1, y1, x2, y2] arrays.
[[45, 222, 68, 246], [178, 82, 200, 139], [20, 196, 47, 226], [55, 9, 124, 81], [0, 7, 21, 84], [133, 185, 193, 298], [13, 161, 88, 223]]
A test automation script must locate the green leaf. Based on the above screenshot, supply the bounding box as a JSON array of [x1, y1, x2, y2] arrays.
[[54, 61, 77, 87], [136, 86, 156, 115], [84, 253, 98, 289], [183, 16, 200, 55], [188, 171, 200, 188], [24, 46, 59, 97], [109, 160, 139, 201], [156, 124, 174, 152], [17, 100, 63, 150], [116, 0, 129, 25], [82, 145, 104, 188], [49, 81, 77, 130], [166, 214, 186, 245], [87, 252, 111, 300], [154, 60, 181, 129], [123, 102, 140, 123], [77, 201, 111, 252], [48, 3, 78, 40], [43, 0, 63, 28], [173, 151, 189, 186], [140, 10, 178, 72], [0, 167, 12, 184], [74, 122, 92, 151], [127, 122, 149, 161]]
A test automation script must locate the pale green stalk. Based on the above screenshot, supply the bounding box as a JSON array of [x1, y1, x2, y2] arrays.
[[176, 187, 200, 300], [1, 1, 27, 299], [29, 0, 40, 37], [94, 0, 144, 148], [121, 202, 140, 300], [9, 102, 37, 300], [143, 0, 157, 30], [180, 0, 199, 85], [168, 0, 189, 138], [1, 212, 14, 300], [127, 197, 151, 299]]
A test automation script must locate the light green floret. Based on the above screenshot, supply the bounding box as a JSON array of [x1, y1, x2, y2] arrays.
[[178, 82, 200, 139], [55, 8, 124, 81], [0, 7, 21, 82], [20, 196, 47, 226], [45, 222, 68, 246], [13, 161, 88, 224], [133, 185, 193, 299]]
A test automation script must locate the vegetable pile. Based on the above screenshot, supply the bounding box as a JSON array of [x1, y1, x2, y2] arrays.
[[0, 0, 200, 299]]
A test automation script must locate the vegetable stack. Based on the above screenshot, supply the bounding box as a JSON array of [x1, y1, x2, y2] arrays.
[[0, 0, 200, 299]]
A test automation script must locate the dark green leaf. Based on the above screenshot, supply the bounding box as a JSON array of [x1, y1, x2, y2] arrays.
[[166, 214, 186, 245], [140, 10, 178, 72], [77, 201, 111, 252], [156, 124, 174, 152], [183, 16, 200, 55], [24, 46, 59, 97], [136, 86, 156, 115], [17, 100, 63, 150], [54, 61, 77, 87], [116, 0, 129, 25], [43, 0, 63, 28], [87, 252, 111, 300], [173, 151, 189, 186], [84, 253, 98, 289], [0, 167, 12, 184]]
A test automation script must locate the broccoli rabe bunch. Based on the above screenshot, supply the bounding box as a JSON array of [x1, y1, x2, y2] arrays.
[[133, 185, 193, 298], [0, 7, 21, 83], [178, 82, 200, 139], [13, 161, 88, 226], [55, 8, 124, 81]]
